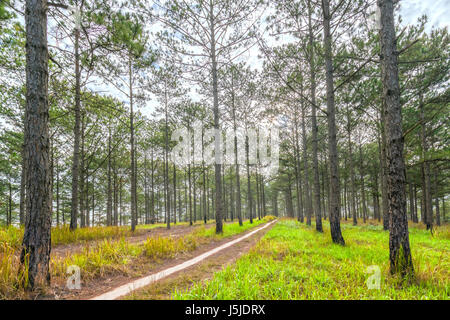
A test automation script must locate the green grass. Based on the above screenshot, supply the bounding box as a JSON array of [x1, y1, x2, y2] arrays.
[[1, 218, 274, 298], [51, 217, 275, 280], [173, 219, 449, 300]]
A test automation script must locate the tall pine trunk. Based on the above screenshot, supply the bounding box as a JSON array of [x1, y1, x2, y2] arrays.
[[209, 3, 223, 233], [129, 54, 137, 231], [308, 0, 322, 232], [322, 0, 344, 245], [21, 0, 52, 288], [378, 0, 413, 277], [70, 25, 81, 231]]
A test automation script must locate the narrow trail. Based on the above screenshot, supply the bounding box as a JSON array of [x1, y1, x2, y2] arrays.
[[122, 219, 276, 300], [90, 220, 277, 300]]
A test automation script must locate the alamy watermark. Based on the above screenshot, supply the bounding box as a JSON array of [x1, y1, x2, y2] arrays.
[[66, 265, 81, 290], [171, 122, 280, 178], [365, 265, 381, 290]]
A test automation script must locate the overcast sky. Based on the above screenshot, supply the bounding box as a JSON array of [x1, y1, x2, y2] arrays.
[[399, 0, 449, 31], [137, 0, 450, 117], [1, 0, 449, 128]]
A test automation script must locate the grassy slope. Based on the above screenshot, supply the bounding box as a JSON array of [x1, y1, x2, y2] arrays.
[[0, 217, 274, 299], [52, 217, 275, 280], [174, 219, 449, 300]]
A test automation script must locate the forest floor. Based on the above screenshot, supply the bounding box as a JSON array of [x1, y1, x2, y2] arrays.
[[44, 217, 274, 300], [122, 220, 276, 300], [171, 219, 449, 300], [0, 218, 258, 299], [1, 217, 447, 300]]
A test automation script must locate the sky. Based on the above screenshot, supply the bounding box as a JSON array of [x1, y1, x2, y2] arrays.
[[399, 0, 449, 32], [1, 0, 449, 128], [138, 0, 450, 118]]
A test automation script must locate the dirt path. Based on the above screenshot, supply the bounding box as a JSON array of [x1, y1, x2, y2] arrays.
[[122, 220, 277, 300], [49, 220, 276, 300], [91, 220, 277, 300]]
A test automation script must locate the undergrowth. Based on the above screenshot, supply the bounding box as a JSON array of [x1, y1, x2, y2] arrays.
[[173, 220, 449, 300], [1, 217, 273, 299]]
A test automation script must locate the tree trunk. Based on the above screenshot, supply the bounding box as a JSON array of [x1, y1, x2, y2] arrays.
[[85, 169, 90, 227], [178, 172, 182, 223], [442, 198, 445, 224], [79, 115, 86, 228], [321, 0, 344, 245], [294, 104, 304, 223], [413, 184, 418, 223], [92, 175, 95, 226], [378, 0, 413, 276], [107, 128, 112, 226], [151, 149, 155, 224], [188, 164, 193, 226], [408, 180, 414, 222], [21, 0, 52, 288], [378, 130, 389, 230], [19, 146, 27, 225], [209, 3, 223, 233], [433, 167, 440, 226], [420, 97, 433, 231], [229, 167, 234, 221], [256, 169, 261, 220], [347, 107, 357, 226], [129, 54, 137, 232], [273, 190, 278, 217], [372, 166, 380, 221], [262, 176, 266, 217], [232, 94, 243, 226], [246, 135, 253, 224], [359, 146, 367, 223], [285, 185, 294, 218], [56, 158, 59, 226], [301, 103, 312, 226], [173, 164, 177, 224], [308, 0, 322, 232], [164, 83, 171, 230], [70, 25, 81, 231], [113, 158, 118, 226]]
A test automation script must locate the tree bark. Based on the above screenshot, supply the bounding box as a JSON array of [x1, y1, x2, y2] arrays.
[[19, 146, 27, 225], [347, 106, 357, 226], [232, 88, 243, 226], [321, 0, 344, 245], [433, 167, 440, 226], [378, 0, 414, 276], [308, 0, 322, 232], [359, 145, 367, 223], [21, 0, 52, 289], [285, 185, 294, 218], [107, 128, 112, 226], [378, 129, 389, 230], [79, 115, 86, 228], [245, 135, 253, 224], [209, 2, 223, 233], [129, 54, 137, 231], [420, 97, 432, 231], [301, 102, 312, 225], [70, 24, 81, 231], [164, 82, 171, 230]]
